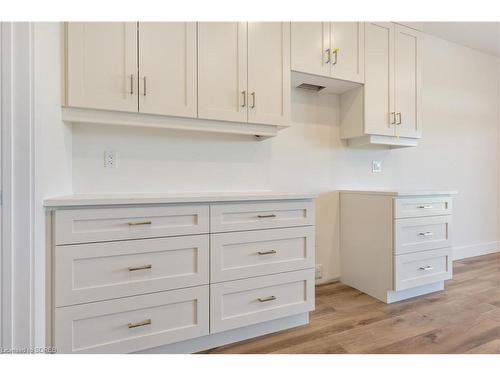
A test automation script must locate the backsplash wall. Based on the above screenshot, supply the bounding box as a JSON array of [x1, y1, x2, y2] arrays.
[[72, 33, 500, 282]]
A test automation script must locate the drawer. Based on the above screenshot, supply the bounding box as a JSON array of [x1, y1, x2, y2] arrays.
[[55, 235, 209, 307], [394, 196, 452, 219], [394, 216, 452, 254], [210, 200, 315, 233], [55, 286, 209, 353], [394, 248, 452, 291], [55, 204, 209, 245], [210, 269, 315, 333], [211, 227, 315, 282]]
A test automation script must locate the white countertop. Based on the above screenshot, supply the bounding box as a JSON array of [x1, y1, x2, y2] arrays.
[[339, 189, 458, 197], [44, 191, 318, 208]]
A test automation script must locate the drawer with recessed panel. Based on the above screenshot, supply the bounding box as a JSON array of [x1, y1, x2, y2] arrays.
[[394, 248, 452, 291], [394, 196, 452, 219], [55, 235, 209, 307], [210, 200, 314, 233], [210, 226, 315, 282], [394, 215, 452, 254], [55, 205, 209, 245]]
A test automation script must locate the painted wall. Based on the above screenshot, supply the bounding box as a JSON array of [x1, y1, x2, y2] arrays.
[[33, 23, 72, 346], [72, 33, 500, 282]]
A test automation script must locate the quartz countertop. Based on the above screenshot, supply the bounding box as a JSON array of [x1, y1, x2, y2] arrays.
[[338, 189, 458, 197], [44, 191, 318, 208]]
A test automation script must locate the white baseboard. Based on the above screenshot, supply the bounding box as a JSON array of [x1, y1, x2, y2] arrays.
[[452, 241, 500, 260]]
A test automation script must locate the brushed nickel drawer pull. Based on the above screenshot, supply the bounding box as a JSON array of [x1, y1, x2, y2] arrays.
[[332, 48, 339, 65], [257, 214, 276, 219], [418, 232, 434, 237], [257, 250, 277, 255], [325, 48, 331, 63], [128, 264, 152, 272], [128, 319, 151, 329], [241, 90, 247, 107], [250, 92, 256, 108], [417, 205, 433, 209], [258, 296, 277, 302], [127, 221, 152, 226], [419, 265, 434, 271]]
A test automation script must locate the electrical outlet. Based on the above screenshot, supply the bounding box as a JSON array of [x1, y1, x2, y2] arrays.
[[372, 160, 382, 173], [315, 264, 323, 279], [104, 150, 117, 168]]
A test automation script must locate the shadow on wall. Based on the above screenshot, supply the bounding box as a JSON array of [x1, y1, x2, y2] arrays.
[[314, 191, 341, 284]]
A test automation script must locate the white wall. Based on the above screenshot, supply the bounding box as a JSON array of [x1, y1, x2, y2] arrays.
[[72, 33, 500, 282], [33, 23, 72, 346]]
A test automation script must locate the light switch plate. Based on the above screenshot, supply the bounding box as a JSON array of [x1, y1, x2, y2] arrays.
[[372, 160, 382, 173]]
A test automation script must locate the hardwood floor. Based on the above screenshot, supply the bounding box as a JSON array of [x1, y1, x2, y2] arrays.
[[206, 253, 500, 354]]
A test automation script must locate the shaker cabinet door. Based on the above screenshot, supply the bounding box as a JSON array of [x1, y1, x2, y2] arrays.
[[66, 22, 138, 112], [197, 22, 248, 123], [138, 22, 197, 118]]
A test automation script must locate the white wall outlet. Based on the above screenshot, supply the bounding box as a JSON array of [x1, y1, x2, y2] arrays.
[[104, 150, 117, 168], [315, 264, 323, 279], [372, 160, 382, 173]]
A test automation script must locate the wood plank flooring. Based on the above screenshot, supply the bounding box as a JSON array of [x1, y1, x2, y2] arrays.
[[206, 253, 500, 354]]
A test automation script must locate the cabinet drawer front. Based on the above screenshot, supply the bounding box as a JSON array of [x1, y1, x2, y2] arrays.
[[56, 235, 209, 307], [210, 200, 314, 233], [394, 248, 452, 291], [55, 205, 209, 245], [210, 270, 315, 333], [395, 216, 452, 254], [211, 227, 315, 282], [394, 197, 452, 218], [55, 286, 209, 353]]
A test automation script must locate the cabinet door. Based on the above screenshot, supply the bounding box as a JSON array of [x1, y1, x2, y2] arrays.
[[138, 22, 197, 118], [364, 22, 395, 136], [66, 22, 137, 112], [330, 22, 365, 83], [395, 24, 421, 138], [247, 22, 291, 126], [290, 22, 330, 77], [198, 22, 247, 123]]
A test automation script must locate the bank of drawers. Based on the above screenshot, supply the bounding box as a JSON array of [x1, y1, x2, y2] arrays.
[[53, 200, 315, 353], [393, 197, 453, 291]]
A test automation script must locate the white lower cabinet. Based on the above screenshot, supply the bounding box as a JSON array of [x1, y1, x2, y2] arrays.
[[55, 286, 209, 354], [210, 270, 315, 333], [340, 190, 455, 303], [48, 196, 316, 353]]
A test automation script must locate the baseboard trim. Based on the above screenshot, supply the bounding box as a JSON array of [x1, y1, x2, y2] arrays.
[[452, 241, 500, 260]]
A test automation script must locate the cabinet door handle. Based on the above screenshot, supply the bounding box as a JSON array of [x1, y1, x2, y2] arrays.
[[390, 112, 396, 125], [128, 264, 152, 272], [127, 221, 152, 226], [258, 296, 277, 302], [241, 90, 247, 107], [332, 48, 339, 65], [250, 92, 256, 108], [396, 112, 402, 125], [419, 265, 434, 271], [143, 76, 147, 96], [418, 205, 433, 209], [130, 74, 134, 95], [325, 48, 331, 64], [418, 232, 434, 237], [257, 250, 277, 255], [257, 214, 276, 219], [128, 319, 151, 329]]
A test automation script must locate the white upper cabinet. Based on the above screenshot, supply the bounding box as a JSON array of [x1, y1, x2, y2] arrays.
[[364, 22, 395, 137], [330, 22, 365, 84], [394, 24, 421, 138], [291, 22, 365, 84], [66, 22, 137, 112], [340, 22, 421, 147], [138, 22, 197, 118], [197, 22, 248, 123], [247, 22, 291, 126], [291, 22, 330, 77]]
